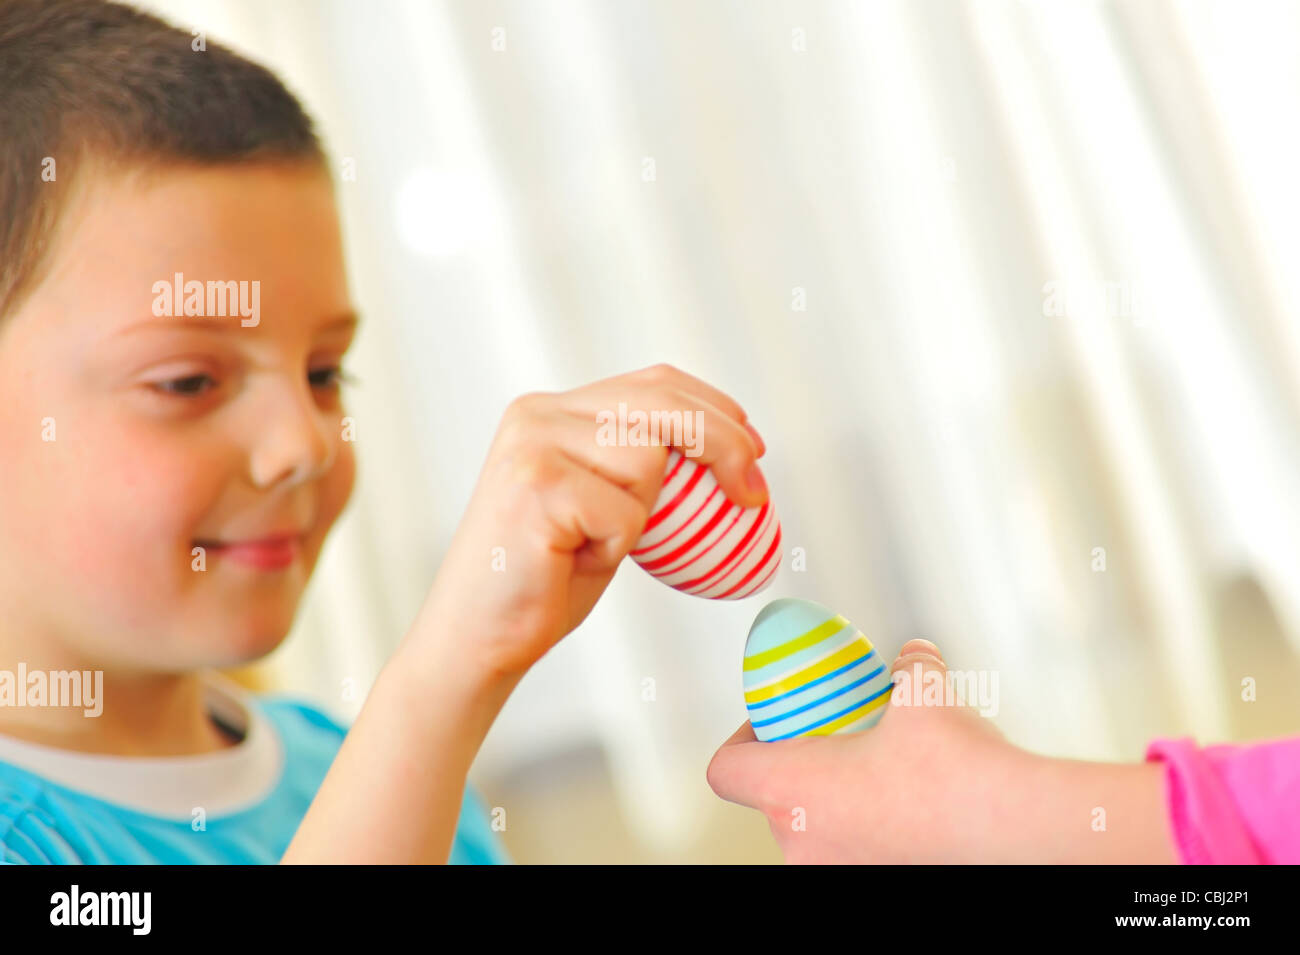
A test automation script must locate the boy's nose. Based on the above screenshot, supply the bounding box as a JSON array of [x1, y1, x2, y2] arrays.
[[247, 383, 337, 489]]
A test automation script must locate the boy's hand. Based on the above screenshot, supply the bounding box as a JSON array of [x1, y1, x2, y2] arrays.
[[412, 364, 767, 680]]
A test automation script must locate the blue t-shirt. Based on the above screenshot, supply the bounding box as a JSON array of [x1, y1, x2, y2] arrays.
[[0, 677, 509, 864]]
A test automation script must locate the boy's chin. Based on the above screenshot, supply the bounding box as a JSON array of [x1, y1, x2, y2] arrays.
[[199, 607, 299, 666]]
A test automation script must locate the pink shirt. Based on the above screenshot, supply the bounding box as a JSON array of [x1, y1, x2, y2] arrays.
[[1146, 735, 1300, 864]]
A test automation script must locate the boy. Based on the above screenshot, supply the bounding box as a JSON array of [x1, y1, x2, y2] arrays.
[[0, 0, 769, 863]]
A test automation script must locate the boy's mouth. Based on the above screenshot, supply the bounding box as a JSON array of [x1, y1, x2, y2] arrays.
[[194, 533, 305, 571]]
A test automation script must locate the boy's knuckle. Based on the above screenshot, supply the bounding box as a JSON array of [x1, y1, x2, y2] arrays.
[[506, 391, 548, 421], [498, 402, 551, 448], [508, 445, 562, 492], [629, 443, 668, 476], [496, 415, 531, 450], [638, 362, 676, 384], [628, 499, 651, 533]]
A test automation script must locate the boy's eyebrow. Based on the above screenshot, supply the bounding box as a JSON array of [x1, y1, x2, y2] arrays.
[[117, 310, 361, 336]]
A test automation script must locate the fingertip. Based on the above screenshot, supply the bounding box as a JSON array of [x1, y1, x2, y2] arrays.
[[898, 638, 943, 661], [890, 650, 949, 679], [743, 460, 769, 503], [711, 459, 767, 509], [707, 721, 761, 803]]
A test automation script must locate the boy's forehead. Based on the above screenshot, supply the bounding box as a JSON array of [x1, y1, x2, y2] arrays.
[[81, 163, 340, 266], [39, 162, 351, 336]]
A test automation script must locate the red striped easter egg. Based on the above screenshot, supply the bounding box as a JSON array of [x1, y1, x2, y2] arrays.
[[630, 450, 782, 599]]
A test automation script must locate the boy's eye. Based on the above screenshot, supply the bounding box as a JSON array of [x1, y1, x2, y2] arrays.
[[143, 367, 353, 400], [309, 365, 353, 390], [151, 374, 216, 397]]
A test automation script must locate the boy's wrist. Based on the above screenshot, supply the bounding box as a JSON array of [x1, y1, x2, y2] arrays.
[[385, 600, 527, 731], [404, 571, 553, 684]]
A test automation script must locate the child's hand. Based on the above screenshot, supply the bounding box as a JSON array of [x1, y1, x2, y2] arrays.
[[410, 364, 767, 680], [707, 640, 1180, 863], [311, 363, 764, 864]]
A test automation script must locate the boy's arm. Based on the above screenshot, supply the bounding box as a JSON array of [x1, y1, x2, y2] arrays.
[[281, 365, 766, 863], [281, 597, 518, 864]]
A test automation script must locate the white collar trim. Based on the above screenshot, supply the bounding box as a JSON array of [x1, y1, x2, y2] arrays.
[[0, 670, 283, 820]]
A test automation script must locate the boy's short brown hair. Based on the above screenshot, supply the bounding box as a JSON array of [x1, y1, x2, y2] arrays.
[[0, 0, 327, 322]]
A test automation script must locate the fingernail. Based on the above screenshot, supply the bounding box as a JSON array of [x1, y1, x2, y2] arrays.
[[743, 421, 766, 456], [745, 462, 768, 497], [905, 638, 943, 660]]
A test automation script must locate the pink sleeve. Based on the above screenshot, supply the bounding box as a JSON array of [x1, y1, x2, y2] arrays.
[[1145, 735, 1300, 864]]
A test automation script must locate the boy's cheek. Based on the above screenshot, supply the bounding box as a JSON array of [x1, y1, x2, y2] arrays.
[[53, 479, 194, 592], [322, 442, 357, 525], [32, 436, 217, 584]]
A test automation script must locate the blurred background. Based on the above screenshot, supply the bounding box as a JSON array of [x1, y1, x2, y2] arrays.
[[143, 0, 1300, 862]]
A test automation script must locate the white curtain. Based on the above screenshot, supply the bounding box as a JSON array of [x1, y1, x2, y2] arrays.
[[140, 0, 1300, 852]]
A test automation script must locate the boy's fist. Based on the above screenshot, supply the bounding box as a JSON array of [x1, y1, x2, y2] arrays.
[[416, 364, 768, 679]]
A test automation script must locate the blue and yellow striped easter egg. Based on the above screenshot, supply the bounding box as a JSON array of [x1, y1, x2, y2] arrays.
[[743, 598, 894, 741]]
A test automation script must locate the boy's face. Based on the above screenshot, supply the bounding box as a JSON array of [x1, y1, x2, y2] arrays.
[[0, 163, 357, 672]]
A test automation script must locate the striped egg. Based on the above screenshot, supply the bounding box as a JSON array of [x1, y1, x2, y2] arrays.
[[630, 449, 782, 600], [743, 598, 894, 741]]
